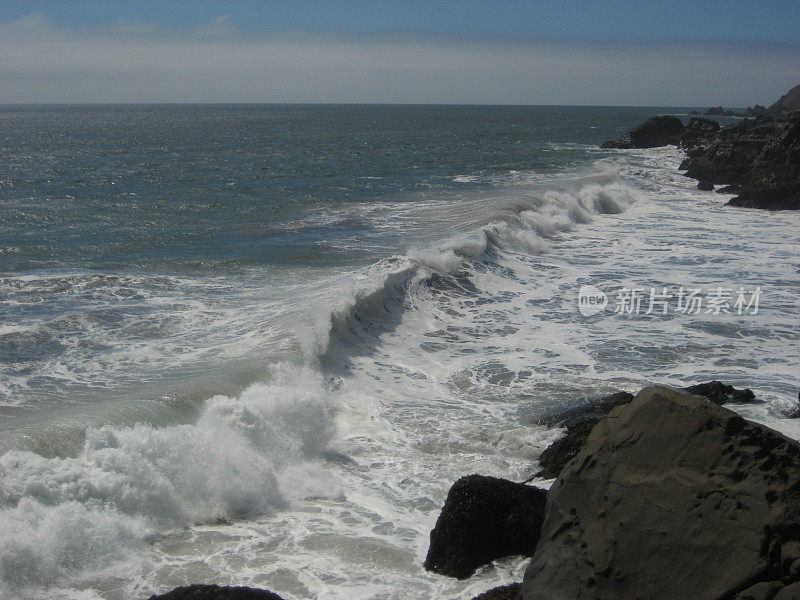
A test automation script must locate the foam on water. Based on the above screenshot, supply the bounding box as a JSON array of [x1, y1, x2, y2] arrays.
[[1, 146, 799, 599]]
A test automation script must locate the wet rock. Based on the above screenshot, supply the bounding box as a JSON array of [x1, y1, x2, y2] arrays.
[[681, 112, 800, 210], [535, 392, 634, 479], [683, 380, 756, 404], [470, 583, 521, 600], [680, 117, 721, 155], [785, 392, 800, 418], [536, 419, 597, 479], [521, 386, 800, 600], [601, 115, 685, 149], [536, 384, 756, 479], [424, 475, 547, 579], [148, 585, 285, 600], [537, 391, 635, 429], [725, 114, 800, 210]]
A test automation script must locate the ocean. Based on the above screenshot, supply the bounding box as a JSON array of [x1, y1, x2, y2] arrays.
[[1, 104, 798, 600]]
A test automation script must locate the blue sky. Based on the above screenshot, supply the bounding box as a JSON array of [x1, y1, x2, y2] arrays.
[[1, 1, 799, 104], [3, 0, 800, 43]]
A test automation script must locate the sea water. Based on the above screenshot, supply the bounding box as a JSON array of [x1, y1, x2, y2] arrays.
[[1, 105, 798, 600]]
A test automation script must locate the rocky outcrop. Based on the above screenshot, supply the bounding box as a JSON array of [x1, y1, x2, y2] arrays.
[[469, 583, 521, 600], [535, 382, 755, 479], [521, 386, 800, 600], [680, 112, 800, 209], [601, 115, 685, 149], [148, 585, 285, 600], [726, 114, 800, 210], [684, 380, 756, 404], [679, 117, 720, 155], [424, 475, 547, 579], [535, 392, 634, 479], [768, 83, 800, 117], [704, 106, 739, 117], [600, 82, 800, 209]]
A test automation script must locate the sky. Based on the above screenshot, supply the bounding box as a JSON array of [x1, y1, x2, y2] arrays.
[[1, 0, 799, 105]]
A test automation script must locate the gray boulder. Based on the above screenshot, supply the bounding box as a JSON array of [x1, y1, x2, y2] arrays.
[[522, 386, 800, 600]]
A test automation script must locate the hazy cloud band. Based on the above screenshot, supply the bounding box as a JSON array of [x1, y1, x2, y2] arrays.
[[2, 13, 798, 105]]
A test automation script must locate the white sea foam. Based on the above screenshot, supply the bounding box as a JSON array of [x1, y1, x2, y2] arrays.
[[3, 148, 799, 600], [0, 365, 338, 595]]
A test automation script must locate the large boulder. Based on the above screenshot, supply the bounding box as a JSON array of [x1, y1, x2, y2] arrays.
[[148, 585, 285, 600], [521, 386, 800, 600], [535, 383, 755, 479], [424, 475, 547, 579], [601, 116, 686, 149]]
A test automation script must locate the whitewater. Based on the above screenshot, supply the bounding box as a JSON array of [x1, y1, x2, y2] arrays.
[[0, 106, 798, 600]]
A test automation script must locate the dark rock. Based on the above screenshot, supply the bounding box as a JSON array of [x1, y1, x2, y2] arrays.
[[681, 112, 800, 210], [704, 106, 739, 117], [726, 114, 800, 210], [535, 384, 756, 479], [537, 391, 635, 429], [470, 583, 521, 600], [767, 82, 800, 117], [521, 386, 800, 600], [534, 391, 635, 479], [744, 105, 769, 117], [775, 582, 800, 600], [537, 420, 596, 479], [785, 392, 800, 418], [683, 380, 756, 404], [601, 116, 685, 149], [734, 581, 784, 600], [148, 585, 285, 600], [424, 475, 547, 579], [697, 180, 715, 190], [680, 117, 721, 154]]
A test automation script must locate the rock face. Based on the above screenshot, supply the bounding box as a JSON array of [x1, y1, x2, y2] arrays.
[[535, 383, 754, 479], [684, 380, 756, 405], [679, 117, 720, 155], [536, 392, 634, 479], [469, 583, 521, 600], [424, 475, 547, 579], [768, 82, 800, 116], [148, 585, 285, 600], [681, 113, 800, 210], [521, 386, 800, 600], [601, 115, 685, 149]]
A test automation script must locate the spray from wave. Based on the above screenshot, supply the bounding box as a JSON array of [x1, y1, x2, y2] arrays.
[[0, 175, 637, 595]]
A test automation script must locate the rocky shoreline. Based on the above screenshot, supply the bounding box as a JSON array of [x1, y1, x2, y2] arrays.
[[599, 84, 800, 211]]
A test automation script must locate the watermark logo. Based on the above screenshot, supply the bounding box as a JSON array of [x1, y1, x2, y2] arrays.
[[578, 285, 609, 316], [577, 285, 761, 317]]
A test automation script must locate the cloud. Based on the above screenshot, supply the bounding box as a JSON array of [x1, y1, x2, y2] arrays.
[[1, 13, 798, 105]]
